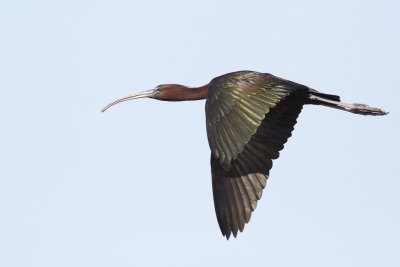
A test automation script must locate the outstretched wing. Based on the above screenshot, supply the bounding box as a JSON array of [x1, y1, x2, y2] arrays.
[[206, 72, 307, 238]]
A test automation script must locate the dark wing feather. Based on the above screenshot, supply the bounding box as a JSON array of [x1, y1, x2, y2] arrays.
[[206, 71, 303, 165], [210, 90, 304, 239]]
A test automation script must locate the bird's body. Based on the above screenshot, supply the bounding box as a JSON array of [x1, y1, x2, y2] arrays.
[[102, 71, 387, 239]]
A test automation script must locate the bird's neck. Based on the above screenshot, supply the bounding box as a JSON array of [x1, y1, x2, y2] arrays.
[[183, 84, 209, 100], [156, 84, 209, 101]]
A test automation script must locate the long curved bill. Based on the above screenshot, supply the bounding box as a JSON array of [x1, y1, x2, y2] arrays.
[[101, 89, 157, 112]]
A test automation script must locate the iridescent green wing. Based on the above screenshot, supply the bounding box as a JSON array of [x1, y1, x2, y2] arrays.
[[206, 71, 297, 165], [206, 71, 308, 239], [211, 99, 303, 238]]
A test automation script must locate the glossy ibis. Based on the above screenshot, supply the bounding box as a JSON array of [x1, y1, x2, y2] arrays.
[[102, 71, 387, 239]]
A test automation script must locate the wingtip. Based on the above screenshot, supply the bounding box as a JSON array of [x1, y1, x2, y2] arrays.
[[224, 232, 231, 240]]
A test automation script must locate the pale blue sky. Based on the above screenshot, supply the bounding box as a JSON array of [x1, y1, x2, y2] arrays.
[[1, 0, 399, 266]]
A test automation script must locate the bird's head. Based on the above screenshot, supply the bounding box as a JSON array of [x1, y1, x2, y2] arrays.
[[101, 84, 190, 112], [101, 84, 207, 112]]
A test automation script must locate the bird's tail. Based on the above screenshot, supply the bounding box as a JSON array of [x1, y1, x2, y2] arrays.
[[308, 90, 388, 116]]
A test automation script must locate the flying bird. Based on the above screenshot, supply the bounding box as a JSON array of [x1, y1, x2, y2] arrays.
[[102, 71, 387, 239]]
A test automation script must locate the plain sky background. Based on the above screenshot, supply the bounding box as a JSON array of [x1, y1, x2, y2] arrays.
[[1, 0, 399, 266]]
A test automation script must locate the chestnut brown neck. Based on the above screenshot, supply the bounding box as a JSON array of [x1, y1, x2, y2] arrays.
[[155, 84, 208, 101]]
